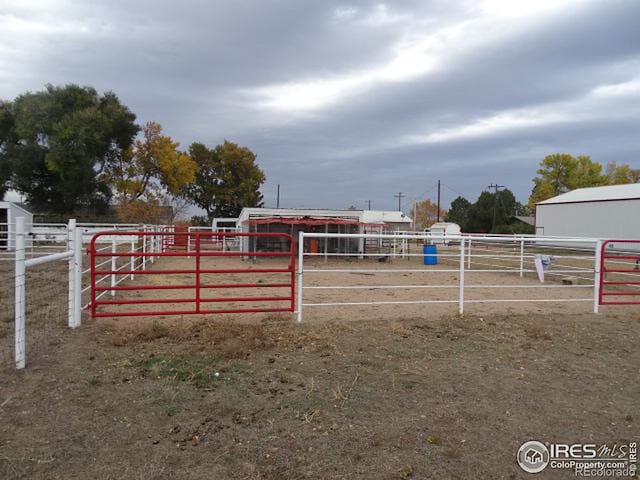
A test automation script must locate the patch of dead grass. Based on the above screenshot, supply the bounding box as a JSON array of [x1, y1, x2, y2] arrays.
[[100, 317, 331, 358]]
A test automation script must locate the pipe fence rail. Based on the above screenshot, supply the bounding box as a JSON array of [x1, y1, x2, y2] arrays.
[[294, 232, 611, 322], [599, 240, 640, 305], [3, 221, 638, 369], [89, 231, 295, 318]]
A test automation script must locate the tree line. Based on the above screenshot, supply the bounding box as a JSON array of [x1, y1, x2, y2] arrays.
[[440, 154, 638, 233], [527, 153, 638, 208], [0, 84, 265, 223]]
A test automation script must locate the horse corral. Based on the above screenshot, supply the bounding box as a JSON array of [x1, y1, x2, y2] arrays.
[[1, 222, 639, 479]]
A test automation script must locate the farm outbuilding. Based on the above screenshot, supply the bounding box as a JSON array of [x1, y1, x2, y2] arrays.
[[535, 183, 640, 239], [235, 207, 412, 255], [0, 201, 33, 250], [426, 222, 461, 244]]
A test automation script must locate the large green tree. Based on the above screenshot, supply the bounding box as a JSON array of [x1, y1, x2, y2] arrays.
[[0, 84, 138, 213], [446, 196, 473, 230], [467, 189, 517, 233], [183, 140, 265, 220], [0, 101, 15, 199]]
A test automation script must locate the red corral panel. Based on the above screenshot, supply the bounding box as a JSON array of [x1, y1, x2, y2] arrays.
[[599, 240, 640, 306], [89, 230, 295, 318]]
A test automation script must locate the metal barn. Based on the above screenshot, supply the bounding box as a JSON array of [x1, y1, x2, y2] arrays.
[[0, 201, 33, 250], [535, 184, 640, 239]]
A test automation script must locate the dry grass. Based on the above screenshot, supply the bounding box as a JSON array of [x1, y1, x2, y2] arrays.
[[100, 316, 331, 359]]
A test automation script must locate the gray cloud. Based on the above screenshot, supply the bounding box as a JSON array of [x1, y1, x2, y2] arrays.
[[1, 0, 639, 213]]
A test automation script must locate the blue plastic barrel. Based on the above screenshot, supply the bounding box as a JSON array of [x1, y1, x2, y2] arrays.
[[423, 244, 438, 265]]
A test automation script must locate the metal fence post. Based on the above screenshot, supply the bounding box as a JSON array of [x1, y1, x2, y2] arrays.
[[459, 238, 465, 315], [130, 238, 135, 280], [67, 219, 76, 328], [72, 224, 82, 328], [14, 217, 26, 369], [593, 240, 602, 314], [296, 231, 304, 322], [142, 226, 147, 271], [111, 239, 116, 296], [150, 228, 155, 264], [467, 238, 471, 269], [519, 238, 525, 278], [195, 233, 201, 313]]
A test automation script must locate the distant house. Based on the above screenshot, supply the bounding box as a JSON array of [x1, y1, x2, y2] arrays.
[[535, 183, 640, 239], [0, 202, 34, 250], [512, 216, 535, 227]]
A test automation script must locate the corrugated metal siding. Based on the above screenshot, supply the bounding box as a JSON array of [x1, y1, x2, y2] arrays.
[[536, 199, 640, 238]]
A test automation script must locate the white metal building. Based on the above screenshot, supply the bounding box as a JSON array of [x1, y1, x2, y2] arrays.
[[236, 208, 412, 229], [535, 184, 640, 239], [0, 201, 33, 250]]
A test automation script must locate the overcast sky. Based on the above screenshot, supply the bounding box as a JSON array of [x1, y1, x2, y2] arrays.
[[2, 0, 639, 212]]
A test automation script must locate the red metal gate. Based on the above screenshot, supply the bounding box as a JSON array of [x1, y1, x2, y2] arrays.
[[89, 231, 295, 318], [599, 240, 640, 306]]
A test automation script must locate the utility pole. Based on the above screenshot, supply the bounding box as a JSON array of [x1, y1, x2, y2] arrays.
[[394, 192, 405, 212], [436, 180, 441, 223], [276, 184, 280, 208], [487, 183, 505, 232]]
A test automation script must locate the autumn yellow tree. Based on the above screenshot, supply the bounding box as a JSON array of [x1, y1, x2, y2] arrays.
[[102, 122, 197, 222], [528, 154, 639, 209], [606, 162, 640, 184], [413, 199, 447, 231], [528, 154, 609, 208], [104, 122, 197, 201]]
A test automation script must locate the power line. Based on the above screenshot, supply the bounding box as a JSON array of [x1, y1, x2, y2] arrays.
[[441, 182, 467, 198], [414, 183, 439, 201]]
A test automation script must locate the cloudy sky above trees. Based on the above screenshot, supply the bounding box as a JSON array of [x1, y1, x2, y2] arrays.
[[2, 0, 639, 210]]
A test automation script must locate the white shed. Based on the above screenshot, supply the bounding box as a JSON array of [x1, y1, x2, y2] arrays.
[[535, 184, 640, 240], [425, 222, 461, 244], [0, 201, 34, 250]]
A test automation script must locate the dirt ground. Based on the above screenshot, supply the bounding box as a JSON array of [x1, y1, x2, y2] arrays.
[[1, 252, 639, 479], [1, 307, 639, 479]]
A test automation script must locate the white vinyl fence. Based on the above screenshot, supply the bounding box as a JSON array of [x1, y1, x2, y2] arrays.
[[13, 217, 82, 369], [2, 220, 170, 369]]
